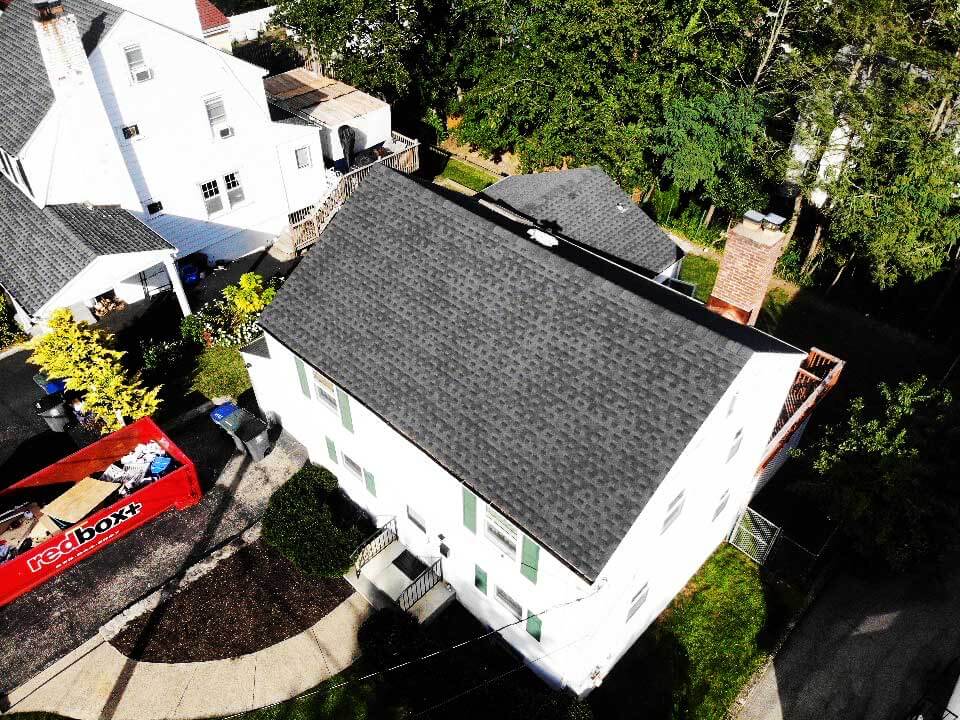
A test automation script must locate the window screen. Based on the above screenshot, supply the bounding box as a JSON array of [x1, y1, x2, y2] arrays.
[[485, 508, 519, 557], [312, 371, 338, 411], [200, 179, 222, 216], [125, 45, 152, 83], [205, 96, 227, 126], [343, 455, 362, 479], [223, 172, 244, 206], [495, 586, 522, 619]]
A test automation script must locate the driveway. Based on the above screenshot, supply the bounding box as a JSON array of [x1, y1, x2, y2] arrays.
[[738, 559, 960, 720]]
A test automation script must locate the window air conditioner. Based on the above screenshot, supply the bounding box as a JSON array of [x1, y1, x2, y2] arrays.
[[134, 68, 153, 83], [214, 122, 235, 140]]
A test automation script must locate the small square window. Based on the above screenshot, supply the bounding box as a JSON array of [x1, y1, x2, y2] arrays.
[[295, 146, 312, 169], [200, 179, 222, 216], [661, 491, 685, 534], [146, 200, 163, 215], [727, 429, 744, 463], [223, 171, 245, 206], [713, 490, 731, 521], [122, 124, 140, 140], [626, 582, 649, 622]]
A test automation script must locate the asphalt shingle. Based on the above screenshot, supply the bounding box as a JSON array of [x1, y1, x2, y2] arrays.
[[0, 175, 172, 314], [260, 164, 799, 580], [0, 0, 120, 154], [482, 167, 680, 275]]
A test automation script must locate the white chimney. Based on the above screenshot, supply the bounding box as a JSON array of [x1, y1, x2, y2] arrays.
[[32, 0, 95, 95]]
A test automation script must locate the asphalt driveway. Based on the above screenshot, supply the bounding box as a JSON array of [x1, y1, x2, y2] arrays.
[[738, 558, 960, 720]]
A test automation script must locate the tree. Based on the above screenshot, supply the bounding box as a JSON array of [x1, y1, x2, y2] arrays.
[[806, 377, 960, 572], [28, 309, 161, 432]]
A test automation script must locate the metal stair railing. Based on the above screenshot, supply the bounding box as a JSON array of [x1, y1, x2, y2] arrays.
[[351, 518, 398, 578], [397, 559, 443, 612]]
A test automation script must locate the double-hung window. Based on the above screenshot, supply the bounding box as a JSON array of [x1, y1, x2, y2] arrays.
[[343, 455, 362, 480], [495, 586, 522, 620], [124, 44, 153, 83], [485, 507, 519, 558], [198, 172, 245, 217], [626, 582, 649, 622], [713, 489, 731, 521], [205, 96, 234, 140], [661, 491, 685, 534], [727, 428, 744, 463], [407, 505, 427, 533], [312, 370, 339, 412]]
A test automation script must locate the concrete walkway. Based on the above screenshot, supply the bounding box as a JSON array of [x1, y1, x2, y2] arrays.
[[5, 593, 371, 720]]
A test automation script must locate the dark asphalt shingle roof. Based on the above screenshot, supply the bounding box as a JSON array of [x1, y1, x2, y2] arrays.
[[260, 164, 800, 580], [482, 167, 680, 274], [0, 0, 121, 153], [0, 175, 172, 314]]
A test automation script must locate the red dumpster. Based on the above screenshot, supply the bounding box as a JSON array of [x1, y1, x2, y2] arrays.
[[0, 417, 201, 606]]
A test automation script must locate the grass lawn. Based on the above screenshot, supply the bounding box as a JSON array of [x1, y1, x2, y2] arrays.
[[678, 254, 719, 303], [439, 158, 501, 193], [190, 345, 252, 400]]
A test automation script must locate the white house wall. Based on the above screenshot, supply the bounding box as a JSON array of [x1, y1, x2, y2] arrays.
[[321, 104, 393, 163], [247, 331, 804, 696], [80, 12, 325, 260]]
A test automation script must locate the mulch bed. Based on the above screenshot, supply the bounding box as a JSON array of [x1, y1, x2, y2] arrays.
[[110, 540, 353, 662]]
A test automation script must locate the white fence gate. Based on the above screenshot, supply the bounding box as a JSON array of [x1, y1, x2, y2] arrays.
[[729, 507, 781, 564]]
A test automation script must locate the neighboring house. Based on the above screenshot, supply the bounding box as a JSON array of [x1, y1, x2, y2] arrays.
[[227, 4, 275, 44], [481, 167, 683, 281], [194, 0, 231, 51], [0, 0, 416, 330], [244, 164, 842, 696]]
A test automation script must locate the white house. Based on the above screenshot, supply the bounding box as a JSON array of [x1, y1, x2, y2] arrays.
[[0, 0, 416, 330], [244, 164, 841, 696]]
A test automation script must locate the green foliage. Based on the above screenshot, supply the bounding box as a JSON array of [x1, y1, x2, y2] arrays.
[[262, 465, 364, 578], [186, 273, 279, 348], [28, 309, 161, 433], [0, 294, 26, 350], [190, 346, 252, 400], [663, 546, 768, 720], [223, 272, 277, 316], [180, 313, 205, 345], [440, 158, 499, 192], [679, 255, 719, 303], [806, 377, 960, 572], [650, 184, 681, 224]]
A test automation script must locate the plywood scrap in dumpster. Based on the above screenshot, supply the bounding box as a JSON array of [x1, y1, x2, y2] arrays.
[[42, 477, 120, 524]]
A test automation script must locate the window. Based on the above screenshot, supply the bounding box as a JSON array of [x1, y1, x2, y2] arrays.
[[727, 428, 744, 463], [661, 491, 685, 534], [485, 508, 519, 558], [495, 586, 522, 619], [311, 370, 338, 412], [124, 44, 153, 83], [223, 172, 245, 205], [145, 200, 163, 215], [407, 505, 426, 533], [626, 582, 649, 622], [727, 393, 738, 417], [474, 565, 487, 594], [526, 612, 542, 641], [713, 490, 731, 521], [343, 455, 362, 479], [200, 179, 222, 216], [295, 146, 312, 169], [122, 124, 140, 140], [205, 96, 233, 139]]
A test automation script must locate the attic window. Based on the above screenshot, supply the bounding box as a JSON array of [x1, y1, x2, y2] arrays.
[[124, 45, 153, 84], [122, 124, 140, 140]]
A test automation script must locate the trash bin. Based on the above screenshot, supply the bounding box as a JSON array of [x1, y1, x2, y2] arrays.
[[35, 394, 70, 432], [210, 403, 241, 431], [33, 373, 66, 395], [234, 411, 270, 462]]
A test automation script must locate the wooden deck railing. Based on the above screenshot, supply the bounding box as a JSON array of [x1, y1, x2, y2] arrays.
[[288, 132, 420, 252]]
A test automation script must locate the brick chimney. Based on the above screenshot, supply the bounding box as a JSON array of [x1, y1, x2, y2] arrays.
[[706, 212, 788, 325]]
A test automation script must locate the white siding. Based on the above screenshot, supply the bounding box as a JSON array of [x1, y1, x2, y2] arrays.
[[247, 330, 804, 695]]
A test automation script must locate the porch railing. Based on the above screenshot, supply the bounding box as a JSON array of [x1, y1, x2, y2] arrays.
[[351, 518, 398, 578], [397, 559, 443, 612], [755, 347, 845, 489], [288, 131, 420, 252]]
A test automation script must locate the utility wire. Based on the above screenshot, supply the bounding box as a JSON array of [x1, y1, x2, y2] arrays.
[[216, 583, 603, 720]]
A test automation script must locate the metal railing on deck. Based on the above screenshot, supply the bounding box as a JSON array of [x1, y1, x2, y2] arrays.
[[352, 518, 398, 577], [397, 559, 443, 611], [288, 132, 420, 252]]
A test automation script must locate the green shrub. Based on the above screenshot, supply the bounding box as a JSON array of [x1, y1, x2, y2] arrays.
[[180, 313, 205, 345], [262, 465, 364, 578], [190, 346, 251, 400], [650, 183, 681, 223], [0, 294, 26, 350]]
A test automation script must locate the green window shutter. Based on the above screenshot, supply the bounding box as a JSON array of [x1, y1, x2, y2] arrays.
[[474, 565, 487, 594], [520, 535, 540, 584], [294, 356, 310, 397], [526, 612, 542, 642], [325, 436, 338, 464], [336, 388, 353, 432], [363, 470, 376, 497], [462, 487, 477, 533]]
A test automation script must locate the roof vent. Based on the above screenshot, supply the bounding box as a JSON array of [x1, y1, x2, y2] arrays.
[[616, 202, 627, 214], [527, 228, 559, 248]]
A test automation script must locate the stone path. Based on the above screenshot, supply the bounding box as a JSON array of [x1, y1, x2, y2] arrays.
[[4, 593, 371, 720]]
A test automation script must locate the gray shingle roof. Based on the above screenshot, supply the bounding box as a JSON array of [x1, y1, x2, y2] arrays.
[[260, 164, 800, 580], [0, 0, 121, 153], [482, 167, 680, 274], [0, 175, 172, 314]]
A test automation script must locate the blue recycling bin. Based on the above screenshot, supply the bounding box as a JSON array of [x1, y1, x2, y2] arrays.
[[33, 373, 66, 395], [210, 402, 239, 428]]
